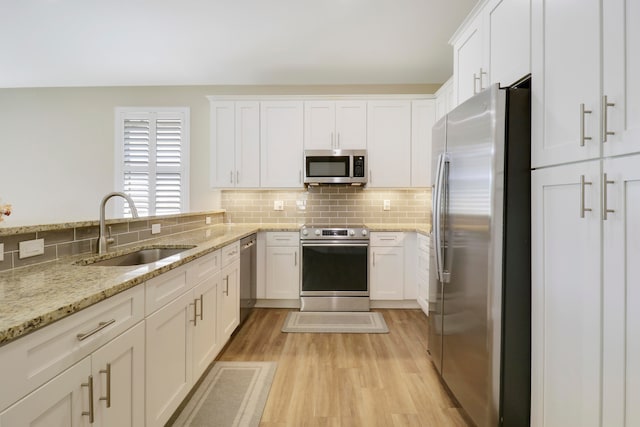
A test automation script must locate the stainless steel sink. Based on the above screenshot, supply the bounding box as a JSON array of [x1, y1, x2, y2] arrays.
[[77, 246, 196, 266]]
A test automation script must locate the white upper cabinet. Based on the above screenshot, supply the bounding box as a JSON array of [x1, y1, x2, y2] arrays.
[[435, 77, 454, 121], [531, 0, 601, 167], [210, 101, 260, 188], [367, 100, 411, 188], [452, 12, 486, 106], [411, 99, 436, 187], [452, 0, 531, 107], [484, 0, 531, 87], [602, 0, 640, 158], [260, 101, 304, 188], [304, 101, 367, 150]]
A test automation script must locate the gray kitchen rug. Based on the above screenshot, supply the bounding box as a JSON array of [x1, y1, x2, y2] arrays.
[[281, 311, 389, 333], [170, 361, 277, 427]]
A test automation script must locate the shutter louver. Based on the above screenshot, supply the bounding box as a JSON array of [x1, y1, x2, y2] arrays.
[[124, 119, 150, 167]]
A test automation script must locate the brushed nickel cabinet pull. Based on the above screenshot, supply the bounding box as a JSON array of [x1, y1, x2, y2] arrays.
[[580, 104, 593, 146], [337, 133, 340, 148], [373, 252, 376, 267], [580, 175, 593, 218], [224, 275, 229, 295], [77, 319, 116, 341], [190, 300, 197, 326], [603, 173, 615, 220], [294, 251, 297, 267], [198, 294, 204, 321], [230, 171, 233, 184], [603, 95, 615, 142], [82, 375, 95, 423], [473, 73, 480, 95], [237, 171, 240, 184], [331, 132, 335, 148], [99, 363, 111, 408]]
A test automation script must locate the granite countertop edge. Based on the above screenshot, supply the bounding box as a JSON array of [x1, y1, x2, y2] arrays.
[[0, 222, 429, 346]]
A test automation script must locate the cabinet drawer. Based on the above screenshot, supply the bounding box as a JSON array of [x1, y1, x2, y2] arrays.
[[370, 232, 405, 247], [0, 285, 144, 411], [266, 232, 299, 247], [221, 241, 240, 267], [145, 264, 192, 315], [188, 250, 221, 285]]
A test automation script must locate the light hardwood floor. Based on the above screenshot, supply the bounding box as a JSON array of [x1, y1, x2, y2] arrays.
[[216, 308, 469, 426]]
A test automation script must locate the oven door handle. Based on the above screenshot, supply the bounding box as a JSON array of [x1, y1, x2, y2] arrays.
[[301, 242, 369, 247]]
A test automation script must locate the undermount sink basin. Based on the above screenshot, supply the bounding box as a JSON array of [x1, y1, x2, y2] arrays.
[[78, 246, 196, 267]]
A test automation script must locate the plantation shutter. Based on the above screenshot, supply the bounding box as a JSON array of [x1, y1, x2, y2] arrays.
[[119, 108, 189, 217]]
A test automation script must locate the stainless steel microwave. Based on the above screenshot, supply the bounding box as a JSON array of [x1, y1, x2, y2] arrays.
[[304, 149, 367, 185]]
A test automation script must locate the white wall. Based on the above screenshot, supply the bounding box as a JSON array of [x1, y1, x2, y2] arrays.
[[0, 84, 437, 226]]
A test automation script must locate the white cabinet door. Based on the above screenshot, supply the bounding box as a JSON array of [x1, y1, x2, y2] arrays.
[[367, 101, 411, 188], [602, 155, 640, 426], [602, 0, 640, 157], [304, 101, 367, 150], [435, 78, 453, 121], [235, 101, 261, 187], [411, 99, 436, 187], [260, 101, 303, 187], [0, 357, 91, 427], [210, 101, 260, 188], [192, 273, 221, 381], [531, 161, 601, 427], [335, 101, 367, 150], [265, 246, 300, 299], [484, 0, 530, 87], [370, 246, 404, 300], [219, 260, 240, 342], [210, 101, 236, 188], [531, 0, 601, 167], [453, 13, 485, 106], [92, 322, 145, 427], [145, 291, 194, 427]]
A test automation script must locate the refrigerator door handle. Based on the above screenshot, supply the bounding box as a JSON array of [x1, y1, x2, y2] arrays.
[[433, 153, 446, 283]]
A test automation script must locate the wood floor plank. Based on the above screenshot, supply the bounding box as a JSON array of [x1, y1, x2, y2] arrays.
[[216, 308, 469, 426]]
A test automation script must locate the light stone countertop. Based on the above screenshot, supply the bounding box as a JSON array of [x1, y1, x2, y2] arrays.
[[0, 223, 298, 346], [0, 222, 428, 346]]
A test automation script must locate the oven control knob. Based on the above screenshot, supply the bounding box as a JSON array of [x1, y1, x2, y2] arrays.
[[349, 230, 355, 236], [361, 229, 368, 236], [302, 229, 308, 236], [315, 229, 321, 236]]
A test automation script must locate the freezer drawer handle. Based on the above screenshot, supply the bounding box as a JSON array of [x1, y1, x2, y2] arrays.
[[580, 175, 593, 218]]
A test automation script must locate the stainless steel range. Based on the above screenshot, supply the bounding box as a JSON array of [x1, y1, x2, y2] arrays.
[[300, 225, 369, 312]]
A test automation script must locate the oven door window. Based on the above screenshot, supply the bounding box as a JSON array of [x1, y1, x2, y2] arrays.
[[301, 244, 368, 293], [306, 156, 350, 178]]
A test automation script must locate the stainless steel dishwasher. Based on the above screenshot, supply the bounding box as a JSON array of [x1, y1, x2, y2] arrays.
[[239, 234, 257, 325]]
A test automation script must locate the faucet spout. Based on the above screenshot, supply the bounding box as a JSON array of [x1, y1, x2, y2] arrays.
[[97, 192, 139, 254]]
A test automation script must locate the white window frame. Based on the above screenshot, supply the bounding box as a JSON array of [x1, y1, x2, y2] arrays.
[[114, 107, 190, 217]]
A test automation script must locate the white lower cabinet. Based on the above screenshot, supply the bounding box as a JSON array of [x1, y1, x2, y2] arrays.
[[91, 322, 145, 427], [0, 356, 92, 427], [416, 233, 430, 315], [219, 241, 240, 343], [265, 232, 300, 300], [370, 232, 406, 300], [0, 321, 145, 427], [532, 161, 602, 427], [145, 249, 225, 427], [145, 291, 194, 427]]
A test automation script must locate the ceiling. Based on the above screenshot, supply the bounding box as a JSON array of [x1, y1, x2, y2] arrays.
[[0, 0, 477, 88]]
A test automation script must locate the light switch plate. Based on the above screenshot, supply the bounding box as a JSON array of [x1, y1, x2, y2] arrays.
[[273, 200, 284, 211], [383, 200, 391, 211], [19, 238, 44, 259], [151, 223, 161, 234], [205, 216, 211, 225]]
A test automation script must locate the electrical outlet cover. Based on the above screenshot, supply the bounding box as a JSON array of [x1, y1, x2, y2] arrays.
[[274, 200, 284, 211], [151, 223, 161, 234]]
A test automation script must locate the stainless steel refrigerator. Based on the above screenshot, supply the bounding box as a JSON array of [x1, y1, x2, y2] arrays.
[[428, 78, 531, 427]]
